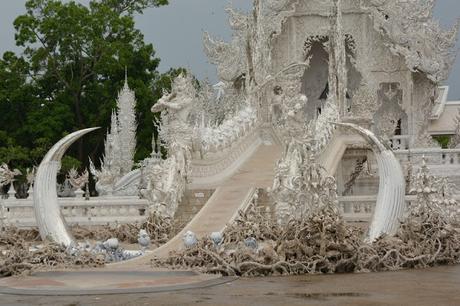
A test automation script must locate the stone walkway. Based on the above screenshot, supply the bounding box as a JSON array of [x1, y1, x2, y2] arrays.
[[153, 144, 281, 257], [0, 265, 459, 305], [0, 270, 235, 296], [111, 144, 281, 268]]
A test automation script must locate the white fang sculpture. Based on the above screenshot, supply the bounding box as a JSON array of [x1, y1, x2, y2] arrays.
[[334, 122, 406, 242], [34, 128, 99, 246]]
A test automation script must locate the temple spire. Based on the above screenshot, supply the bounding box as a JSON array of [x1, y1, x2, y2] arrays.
[[124, 66, 128, 89]]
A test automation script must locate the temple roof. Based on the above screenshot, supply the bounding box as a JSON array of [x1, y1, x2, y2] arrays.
[[204, 0, 459, 84], [290, 0, 459, 82], [360, 0, 459, 83]]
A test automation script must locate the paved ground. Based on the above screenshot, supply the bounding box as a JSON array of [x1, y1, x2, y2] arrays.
[[0, 265, 459, 306], [0, 271, 230, 296]]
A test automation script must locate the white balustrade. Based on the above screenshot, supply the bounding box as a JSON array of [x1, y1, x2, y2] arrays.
[[339, 195, 376, 222], [2, 193, 458, 229], [339, 194, 460, 222], [1, 196, 149, 228], [395, 148, 460, 171]]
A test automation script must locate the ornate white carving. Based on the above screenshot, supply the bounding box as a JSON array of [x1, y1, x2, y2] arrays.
[[362, 0, 459, 83], [203, 32, 245, 83], [142, 74, 195, 218], [0, 164, 21, 187], [270, 126, 339, 224], [314, 97, 339, 152], [410, 157, 459, 221], [67, 168, 89, 190], [25, 167, 36, 198], [0, 163, 21, 198], [117, 73, 138, 174], [196, 106, 257, 156], [45, 1, 457, 252], [349, 83, 378, 120]]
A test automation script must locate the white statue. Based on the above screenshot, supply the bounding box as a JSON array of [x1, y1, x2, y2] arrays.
[[0, 163, 21, 187], [26, 167, 36, 198], [67, 168, 89, 197], [138, 229, 151, 250], [151, 73, 195, 147], [0, 163, 22, 198], [142, 74, 196, 218], [183, 230, 197, 248], [67, 168, 89, 190]]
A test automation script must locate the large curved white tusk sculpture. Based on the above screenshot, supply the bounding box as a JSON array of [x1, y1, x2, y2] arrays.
[[33, 128, 100, 246], [334, 122, 406, 242]]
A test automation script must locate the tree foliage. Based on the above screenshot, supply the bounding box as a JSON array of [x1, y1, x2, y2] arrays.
[[0, 0, 174, 181]]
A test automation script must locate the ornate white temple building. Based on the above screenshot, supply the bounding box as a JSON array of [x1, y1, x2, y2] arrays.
[[200, 0, 460, 197], [2, 1, 460, 248]]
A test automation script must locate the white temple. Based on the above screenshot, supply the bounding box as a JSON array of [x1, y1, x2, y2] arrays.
[[88, 0, 460, 245], [4, 0, 460, 251]]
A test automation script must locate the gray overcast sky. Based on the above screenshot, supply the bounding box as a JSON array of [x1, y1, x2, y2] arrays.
[[1, 0, 459, 99]]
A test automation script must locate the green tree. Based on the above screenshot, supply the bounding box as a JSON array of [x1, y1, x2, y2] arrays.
[[0, 52, 38, 173], [0, 0, 170, 174]]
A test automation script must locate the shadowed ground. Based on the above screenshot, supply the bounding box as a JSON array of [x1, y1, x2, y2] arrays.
[[0, 265, 459, 306]]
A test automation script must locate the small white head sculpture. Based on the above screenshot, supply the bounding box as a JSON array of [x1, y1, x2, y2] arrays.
[[244, 237, 258, 250], [210, 231, 223, 246], [103, 238, 119, 251], [138, 229, 151, 250], [183, 230, 198, 248]]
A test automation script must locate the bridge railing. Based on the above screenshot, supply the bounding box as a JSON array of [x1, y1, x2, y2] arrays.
[[0, 196, 149, 228], [395, 148, 460, 165], [2, 193, 459, 228], [338, 195, 460, 222]]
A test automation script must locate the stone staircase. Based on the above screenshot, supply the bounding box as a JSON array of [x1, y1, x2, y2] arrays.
[[153, 144, 281, 257], [172, 189, 214, 235], [111, 143, 281, 269]]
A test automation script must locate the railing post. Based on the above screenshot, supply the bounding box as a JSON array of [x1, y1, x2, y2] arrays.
[[7, 183, 16, 200], [27, 184, 34, 200], [453, 153, 459, 165]]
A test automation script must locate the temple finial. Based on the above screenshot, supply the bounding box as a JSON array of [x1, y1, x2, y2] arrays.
[[124, 66, 128, 87]]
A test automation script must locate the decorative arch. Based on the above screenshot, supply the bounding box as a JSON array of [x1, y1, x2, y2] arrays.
[[300, 34, 363, 120]]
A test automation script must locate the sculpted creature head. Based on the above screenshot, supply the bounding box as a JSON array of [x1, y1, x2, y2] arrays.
[[172, 73, 196, 97]]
